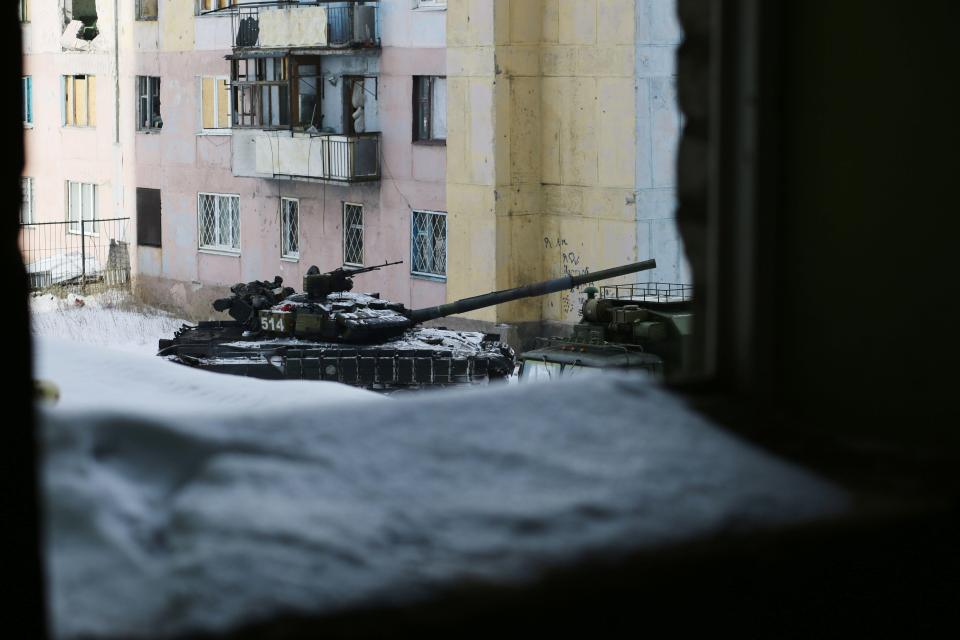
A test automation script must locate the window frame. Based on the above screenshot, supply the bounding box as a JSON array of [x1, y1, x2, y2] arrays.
[[22, 76, 32, 126], [62, 75, 96, 128], [410, 209, 447, 280], [136, 0, 158, 21], [342, 202, 364, 267], [19, 0, 30, 23], [20, 177, 34, 226], [413, 0, 447, 10], [65, 180, 98, 236], [196, 0, 232, 16], [412, 75, 446, 144], [280, 197, 300, 261], [136, 76, 162, 132], [200, 75, 232, 134], [197, 192, 241, 255]]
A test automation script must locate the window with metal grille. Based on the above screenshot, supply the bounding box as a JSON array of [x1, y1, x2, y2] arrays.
[[137, 188, 162, 248], [411, 210, 446, 278], [23, 76, 32, 125], [20, 177, 34, 225], [343, 203, 363, 266], [63, 75, 96, 127], [198, 193, 240, 252], [136, 0, 158, 20], [281, 198, 299, 259], [137, 76, 162, 131], [66, 181, 97, 235], [413, 76, 446, 143]]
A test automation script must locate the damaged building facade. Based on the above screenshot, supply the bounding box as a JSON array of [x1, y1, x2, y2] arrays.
[[22, 0, 448, 316], [21, 0, 683, 334]]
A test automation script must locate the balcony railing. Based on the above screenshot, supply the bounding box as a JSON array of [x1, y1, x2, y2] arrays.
[[223, 2, 380, 50], [254, 132, 380, 183]]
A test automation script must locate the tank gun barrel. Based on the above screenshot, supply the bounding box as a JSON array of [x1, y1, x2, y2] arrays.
[[406, 259, 657, 323]]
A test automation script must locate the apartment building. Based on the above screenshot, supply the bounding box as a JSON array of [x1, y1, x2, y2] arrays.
[[21, 0, 448, 316]]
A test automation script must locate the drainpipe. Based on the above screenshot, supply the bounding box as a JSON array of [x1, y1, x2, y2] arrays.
[[114, 0, 119, 145]]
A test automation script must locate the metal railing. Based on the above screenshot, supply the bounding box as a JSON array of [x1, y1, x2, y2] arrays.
[[229, 2, 381, 49], [600, 282, 693, 303], [19, 218, 132, 292], [319, 132, 380, 181]]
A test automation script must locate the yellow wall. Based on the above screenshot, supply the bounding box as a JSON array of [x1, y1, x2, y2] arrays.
[[447, 0, 638, 325], [161, 0, 195, 51]]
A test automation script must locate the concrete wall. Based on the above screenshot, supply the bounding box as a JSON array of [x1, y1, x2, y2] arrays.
[[635, 0, 688, 284], [446, 0, 676, 328]]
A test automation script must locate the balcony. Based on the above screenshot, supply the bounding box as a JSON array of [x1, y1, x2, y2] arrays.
[[253, 131, 380, 182], [223, 1, 380, 51]]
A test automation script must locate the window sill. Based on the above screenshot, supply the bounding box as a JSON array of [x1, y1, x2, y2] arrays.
[[137, 129, 163, 135], [343, 262, 363, 268], [281, 256, 299, 263], [198, 130, 232, 137], [199, 248, 241, 257], [139, 243, 162, 249], [411, 272, 447, 283], [412, 6, 448, 12], [413, 139, 446, 147], [67, 230, 99, 237], [135, 17, 158, 23], [23, 123, 34, 129]]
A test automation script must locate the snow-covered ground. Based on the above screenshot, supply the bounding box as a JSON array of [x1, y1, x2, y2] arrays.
[[33, 291, 850, 639]]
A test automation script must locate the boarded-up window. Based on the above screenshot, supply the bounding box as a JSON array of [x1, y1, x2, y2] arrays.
[[64, 75, 96, 127], [137, 188, 162, 247], [201, 76, 231, 130]]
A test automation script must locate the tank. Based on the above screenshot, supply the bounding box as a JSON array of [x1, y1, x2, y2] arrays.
[[158, 259, 657, 391], [518, 282, 694, 383]]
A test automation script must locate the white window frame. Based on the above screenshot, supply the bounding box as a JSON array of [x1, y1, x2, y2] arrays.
[[343, 202, 364, 267], [20, 177, 34, 226], [281, 197, 299, 261], [62, 75, 95, 128], [410, 209, 447, 280], [136, 0, 158, 21], [137, 76, 162, 132], [66, 181, 98, 236], [197, 192, 241, 254], [200, 75, 232, 134]]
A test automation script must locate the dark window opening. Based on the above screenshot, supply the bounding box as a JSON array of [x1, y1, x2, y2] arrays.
[[137, 187, 162, 248], [413, 75, 446, 143]]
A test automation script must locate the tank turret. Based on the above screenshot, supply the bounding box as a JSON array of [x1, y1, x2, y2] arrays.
[[159, 259, 658, 391]]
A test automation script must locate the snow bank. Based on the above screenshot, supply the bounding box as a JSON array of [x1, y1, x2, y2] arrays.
[[42, 374, 849, 639]]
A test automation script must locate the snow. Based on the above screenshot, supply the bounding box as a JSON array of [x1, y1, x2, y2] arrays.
[[26, 252, 102, 286], [33, 290, 849, 639]]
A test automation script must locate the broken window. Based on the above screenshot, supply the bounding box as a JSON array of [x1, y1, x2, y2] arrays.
[[136, 188, 162, 248], [63, 75, 96, 127], [136, 76, 162, 131], [198, 193, 240, 252], [343, 203, 363, 266], [65, 0, 99, 41], [281, 198, 299, 260], [413, 76, 446, 143], [66, 181, 97, 235], [23, 76, 32, 125], [411, 210, 447, 278], [136, 0, 158, 21], [201, 76, 231, 131], [231, 56, 322, 130], [21, 177, 35, 225]]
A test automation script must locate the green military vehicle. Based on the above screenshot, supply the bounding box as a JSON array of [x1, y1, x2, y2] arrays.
[[518, 282, 693, 382]]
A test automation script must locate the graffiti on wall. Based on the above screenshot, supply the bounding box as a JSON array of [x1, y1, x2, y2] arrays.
[[544, 235, 590, 319]]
